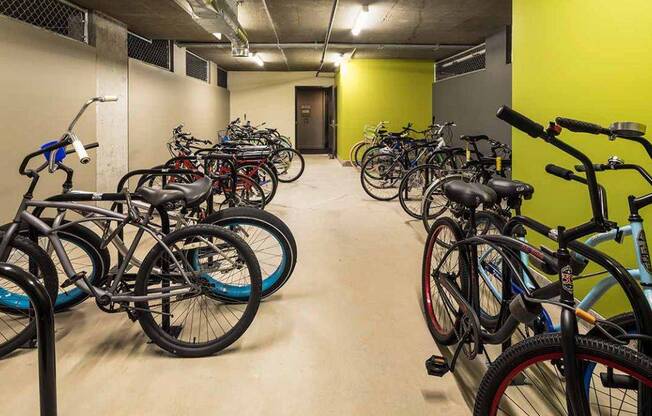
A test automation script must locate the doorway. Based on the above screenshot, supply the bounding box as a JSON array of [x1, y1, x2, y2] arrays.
[[295, 86, 334, 154]]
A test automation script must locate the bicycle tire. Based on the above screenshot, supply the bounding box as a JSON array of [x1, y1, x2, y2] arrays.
[[473, 333, 652, 415], [422, 217, 469, 344], [398, 163, 444, 219], [236, 163, 278, 204], [0, 232, 58, 357], [134, 224, 262, 357], [270, 148, 305, 183], [202, 207, 297, 299], [360, 153, 405, 201]]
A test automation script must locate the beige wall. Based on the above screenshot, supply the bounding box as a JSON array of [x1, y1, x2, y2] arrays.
[[0, 16, 230, 221], [128, 45, 230, 170], [229, 72, 334, 145], [0, 16, 98, 220]]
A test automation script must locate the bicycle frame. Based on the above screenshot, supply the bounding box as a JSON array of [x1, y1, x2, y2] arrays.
[[0, 195, 197, 305]]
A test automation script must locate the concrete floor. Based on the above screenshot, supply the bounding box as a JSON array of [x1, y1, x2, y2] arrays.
[[0, 155, 473, 415]]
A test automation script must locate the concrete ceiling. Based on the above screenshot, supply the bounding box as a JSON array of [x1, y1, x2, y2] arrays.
[[72, 0, 511, 71]]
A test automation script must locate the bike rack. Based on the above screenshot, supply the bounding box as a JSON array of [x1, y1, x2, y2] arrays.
[[0, 262, 57, 416]]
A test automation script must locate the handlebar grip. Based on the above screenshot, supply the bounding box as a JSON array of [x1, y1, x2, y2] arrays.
[[496, 106, 545, 138], [555, 117, 609, 135], [545, 164, 574, 180], [99, 95, 118, 102], [574, 164, 606, 172], [71, 136, 90, 164]]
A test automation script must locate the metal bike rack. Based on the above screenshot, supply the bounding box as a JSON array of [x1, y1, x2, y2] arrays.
[[0, 262, 57, 416]]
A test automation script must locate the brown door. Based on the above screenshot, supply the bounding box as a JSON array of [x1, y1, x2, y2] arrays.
[[295, 87, 327, 152]]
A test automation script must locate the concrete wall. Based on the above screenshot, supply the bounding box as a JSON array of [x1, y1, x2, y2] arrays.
[[128, 45, 230, 170], [0, 15, 97, 220], [433, 27, 512, 146], [228, 72, 335, 146], [0, 15, 230, 220]]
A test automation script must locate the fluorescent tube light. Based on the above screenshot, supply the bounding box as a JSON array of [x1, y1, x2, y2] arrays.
[[251, 53, 264, 67], [351, 5, 369, 36]]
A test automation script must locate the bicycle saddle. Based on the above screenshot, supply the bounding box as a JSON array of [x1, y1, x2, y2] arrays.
[[487, 178, 534, 200], [165, 176, 212, 207], [443, 180, 497, 209], [134, 186, 185, 208]]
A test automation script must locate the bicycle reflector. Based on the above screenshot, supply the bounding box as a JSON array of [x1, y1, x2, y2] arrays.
[[41, 140, 66, 164]]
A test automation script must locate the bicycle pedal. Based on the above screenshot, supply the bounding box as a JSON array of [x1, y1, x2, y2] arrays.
[[425, 355, 450, 377]]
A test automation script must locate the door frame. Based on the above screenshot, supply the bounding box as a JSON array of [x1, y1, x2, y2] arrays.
[[294, 86, 332, 154]]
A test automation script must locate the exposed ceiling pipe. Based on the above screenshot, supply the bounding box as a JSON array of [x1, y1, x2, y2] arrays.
[[260, 0, 289, 70], [178, 42, 474, 50], [184, 0, 250, 56], [316, 0, 339, 76]]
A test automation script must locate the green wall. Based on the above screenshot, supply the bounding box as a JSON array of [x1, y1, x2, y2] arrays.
[[513, 0, 652, 315], [336, 59, 433, 160]]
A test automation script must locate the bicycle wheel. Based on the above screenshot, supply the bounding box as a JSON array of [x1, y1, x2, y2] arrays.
[[398, 164, 444, 219], [360, 144, 383, 166], [236, 163, 278, 205], [134, 224, 262, 357], [0, 233, 58, 357], [421, 173, 466, 231], [215, 174, 266, 210], [270, 148, 305, 183], [474, 211, 507, 327], [421, 217, 469, 344], [473, 333, 652, 415], [203, 207, 297, 299], [360, 153, 405, 201]]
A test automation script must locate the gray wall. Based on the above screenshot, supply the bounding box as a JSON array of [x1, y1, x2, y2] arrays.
[[433, 27, 512, 146]]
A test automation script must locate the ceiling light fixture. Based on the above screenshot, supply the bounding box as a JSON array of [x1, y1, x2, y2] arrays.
[[333, 53, 344, 67], [351, 5, 369, 36], [212, 32, 222, 40], [251, 53, 265, 67]]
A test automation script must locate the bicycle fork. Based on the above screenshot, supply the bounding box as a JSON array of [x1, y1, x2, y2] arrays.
[[557, 225, 591, 416]]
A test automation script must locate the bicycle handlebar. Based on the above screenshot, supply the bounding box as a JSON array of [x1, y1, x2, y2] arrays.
[[496, 106, 545, 138], [555, 117, 610, 136]]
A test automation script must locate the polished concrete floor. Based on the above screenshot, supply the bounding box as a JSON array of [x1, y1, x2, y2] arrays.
[[0, 155, 474, 415]]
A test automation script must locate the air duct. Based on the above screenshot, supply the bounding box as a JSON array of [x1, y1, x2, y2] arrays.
[[183, 0, 249, 57]]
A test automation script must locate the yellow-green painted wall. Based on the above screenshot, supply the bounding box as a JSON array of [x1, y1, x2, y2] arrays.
[[513, 0, 652, 316], [336, 59, 433, 160]]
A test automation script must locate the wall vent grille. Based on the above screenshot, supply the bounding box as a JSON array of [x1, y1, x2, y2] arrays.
[[217, 67, 227, 88], [186, 51, 209, 82], [436, 44, 486, 81], [128, 32, 172, 71], [0, 0, 88, 43]]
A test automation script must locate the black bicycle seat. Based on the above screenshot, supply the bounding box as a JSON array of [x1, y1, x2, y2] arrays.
[[134, 186, 185, 208], [165, 176, 212, 207], [487, 178, 534, 200], [444, 180, 497, 209]]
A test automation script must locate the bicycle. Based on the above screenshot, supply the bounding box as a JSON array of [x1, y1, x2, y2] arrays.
[[423, 106, 652, 414], [0, 97, 263, 358]]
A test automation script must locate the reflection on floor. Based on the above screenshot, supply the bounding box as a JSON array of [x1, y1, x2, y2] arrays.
[[0, 155, 472, 415]]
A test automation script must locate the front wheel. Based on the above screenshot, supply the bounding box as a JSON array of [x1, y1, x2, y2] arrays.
[[135, 224, 262, 357], [421, 217, 468, 345], [473, 333, 652, 415]]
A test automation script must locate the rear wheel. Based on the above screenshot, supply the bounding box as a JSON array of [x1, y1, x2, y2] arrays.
[[421, 174, 466, 231], [236, 163, 278, 204], [473, 333, 652, 415], [360, 153, 405, 201], [398, 164, 444, 219], [135, 224, 261, 357], [270, 148, 305, 182]]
